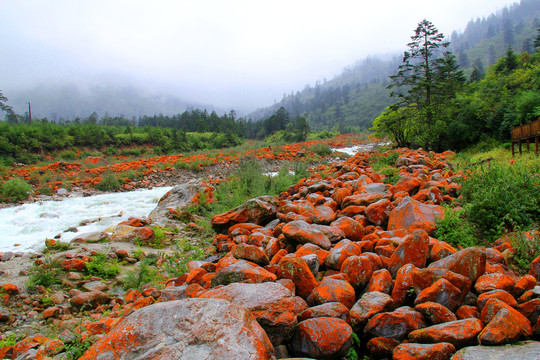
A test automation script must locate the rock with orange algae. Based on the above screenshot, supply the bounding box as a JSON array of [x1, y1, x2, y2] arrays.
[[210, 260, 277, 287], [428, 238, 457, 263], [393, 342, 456, 360], [366, 336, 400, 359], [330, 216, 365, 241], [211, 195, 279, 234], [350, 291, 394, 330], [341, 255, 373, 289], [474, 273, 516, 294], [387, 196, 444, 235], [34, 338, 65, 359], [324, 239, 362, 270], [477, 289, 517, 310], [201, 282, 307, 346], [514, 274, 537, 298], [281, 220, 331, 250], [307, 277, 356, 309], [276, 256, 319, 299], [451, 340, 540, 360], [391, 176, 421, 195], [365, 268, 393, 294], [111, 225, 154, 243], [517, 298, 540, 325], [60, 258, 87, 272], [79, 298, 276, 360], [411, 268, 471, 304], [364, 306, 426, 340], [391, 264, 420, 308], [479, 307, 532, 345], [456, 305, 480, 320], [342, 192, 387, 209], [298, 302, 350, 322], [415, 302, 457, 325], [365, 198, 393, 226], [408, 318, 483, 348], [290, 317, 352, 359], [388, 230, 430, 277], [414, 278, 462, 312], [309, 224, 345, 244], [529, 254, 540, 281], [428, 247, 486, 284], [232, 243, 269, 266]]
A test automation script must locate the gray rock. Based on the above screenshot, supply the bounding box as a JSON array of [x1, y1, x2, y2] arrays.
[[452, 341, 540, 359], [148, 180, 201, 225], [79, 298, 276, 360], [0, 305, 10, 321], [70, 231, 111, 244], [82, 281, 109, 292]]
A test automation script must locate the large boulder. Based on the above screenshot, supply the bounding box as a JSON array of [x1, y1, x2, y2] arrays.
[[212, 196, 279, 234], [387, 196, 444, 234], [291, 317, 352, 359], [148, 181, 201, 225], [452, 341, 540, 360], [79, 298, 276, 360], [201, 282, 307, 345]]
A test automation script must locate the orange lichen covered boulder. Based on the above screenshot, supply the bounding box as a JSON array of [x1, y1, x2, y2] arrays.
[[474, 273, 516, 294], [290, 317, 352, 359], [387, 196, 444, 234], [298, 302, 350, 322], [415, 302, 457, 325], [365, 268, 393, 294], [364, 306, 426, 340], [281, 220, 331, 250], [79, 298, 276, 360], [414, 278, 462, 312], [388, 230, 430, 277], [479, 307, 531, 345], [276, 256, 319, 299], [350, 291, 394, 329], [408, 318, 483, 347], [365, 198, 393, 226], [232, 243, 269, 266], [324, 239, 362, 270], [211, 196, 279, 234], [307, 277, 356, 309], [366, 337, 400, 359], [393, 342, 455, 360], [330, 216, 365, 241], [428, 247, 486, 283], [341, 255, 373, 289], [210, 260, 277, 287]]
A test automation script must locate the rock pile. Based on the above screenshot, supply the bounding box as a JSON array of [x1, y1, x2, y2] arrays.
[[1, 147, 540, 359]]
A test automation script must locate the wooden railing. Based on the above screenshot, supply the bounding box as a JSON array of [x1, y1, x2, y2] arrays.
[[511, 118, 540, 155], [512, 118, 540, 140]]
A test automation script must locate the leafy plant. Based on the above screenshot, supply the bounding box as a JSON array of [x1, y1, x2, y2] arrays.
[[95, 172, 121, 191], [84, 253, 120, 279], [63, 325, 95, 359], [434, 207, 480, 248], [123, 258, 162, 291], [163, 238, 208, 277], [507, 228, 540, 274], [1, 178, 32, 202], [27, 256, 63, 287]]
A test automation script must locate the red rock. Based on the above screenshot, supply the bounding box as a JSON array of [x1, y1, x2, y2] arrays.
[[341, 205, 366, 217], [330, 216, 365, 241], [295, 243, 329, 267], [529, 254, 540, 281], [350, 291, 394, 329], [332, 187, 352, 206], [324, 239, 362, 270], [310, 224, 345, 243], [365, 268, 393, 294], [393, 342, 456, 360], [411, 268, 471, 304], [365, 199, 393, 226], [42, 306, 61, 319], [428, 247, 486, 283], [391, 264, 419, 308], [408, 318, 483, 347], [298, 302, 350, 322], [232, 243, 269, 266], [211, 260, 277, 287], [480, 298, 532, 338], [34, 338, 65, 358], [211, 195, 279, 234], [514, 275, 537, 298], [313, 205, 337, 225], [228, 222, 263, 237], [366, 337, 400, 359], [79, 298, 276, 360], [364, 306, 426, 340], [342, 193, 386, 208], [479, 307, 531, 345], [391, 176, 421, 196], [307, 277, 356, 309], [282, 220, 331, 250], [517, 299, 540, 325], [60, 258, 86, 272], [474, 273, 515, 294], [428, 238, 457, 262], [276, 256, 319, 299], [341, 255, 373, 289], [2, 283, 19, 295], [201, 282, 307, 346], [415, 302, 457, 325], [412, 186, 444, 205], [388, 230, 430, 277], [291, 317, 352, 359], [477, 289, 517, 310], [387, 196, 444, 234], [456, 305, 480, 320], [414, 278, 462, 312]]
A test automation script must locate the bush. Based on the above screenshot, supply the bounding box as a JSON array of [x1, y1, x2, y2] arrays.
[[123, 258, 161, 291], [307, 143, 332, 157], [28, 257, 62, 287], [84, 253, 120, 279], [460, 161, 540, 238], [507, 229, 540, 274], [95, 172, 121, 191], [435, 207, 480, 248], [1, 178, 32, 202]]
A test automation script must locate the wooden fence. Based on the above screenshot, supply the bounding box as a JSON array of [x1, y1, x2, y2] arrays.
[[511, 118, 540, 155]]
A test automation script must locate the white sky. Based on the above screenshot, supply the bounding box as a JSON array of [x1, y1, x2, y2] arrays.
[[0, 0, 520, 111]]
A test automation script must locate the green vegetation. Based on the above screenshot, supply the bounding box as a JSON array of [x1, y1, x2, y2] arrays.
[[508, 229, 540, 274], [84, 253, 120, 279], [123, 258, 162, 291], [0, 177, 32, 202], [94, 172, 122, 192], [435, 207, 480, 248], [62, 325, 95, 359], [27, 256, 63, 287], [163, 238, 209, 277]]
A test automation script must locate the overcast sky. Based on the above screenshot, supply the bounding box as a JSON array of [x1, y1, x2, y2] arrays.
[[1, 0, 520, 112]]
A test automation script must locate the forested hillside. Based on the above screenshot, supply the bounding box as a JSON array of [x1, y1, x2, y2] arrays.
[[250, 0, 540, 133]]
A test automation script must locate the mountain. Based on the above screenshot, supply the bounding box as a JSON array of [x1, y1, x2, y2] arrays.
[[5, 83, 222, 122], [248, 0, 540, 133]]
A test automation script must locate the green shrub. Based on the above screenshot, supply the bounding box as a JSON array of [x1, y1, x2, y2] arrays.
[[95, 172, 121, 191], [84, 253, 120, 279], [307, 143, 332, 157], [27, 257, 63, 287], [460, 161, 540, 238], [1, 178, 32, 202], [163, 238, 207, 277], [58, 150, 78, 160], [507, 229, 540, 274], [123, 258, 161, 291], [435, 207, 480, 248], [379, 166, 400, 185]]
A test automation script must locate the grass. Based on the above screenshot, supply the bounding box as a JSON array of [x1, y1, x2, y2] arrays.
[[163, 238, 209, 277], [507, 228, 540, 274], [84, 253, 120, 279], [1, 178, 32, 202], [123, 258, 163, 291], [434, 206, 480, 248], [27, 256, 63, 288], [95, 172, 122, 191]]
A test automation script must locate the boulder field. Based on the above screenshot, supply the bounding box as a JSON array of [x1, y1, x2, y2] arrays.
[[1, 147, 540, 359]]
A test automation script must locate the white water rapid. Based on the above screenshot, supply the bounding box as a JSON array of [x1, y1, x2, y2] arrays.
[[0, 186, 172, 252]]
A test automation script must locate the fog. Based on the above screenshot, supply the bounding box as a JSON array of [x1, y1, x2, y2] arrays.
[[0, 0, 520, 116]]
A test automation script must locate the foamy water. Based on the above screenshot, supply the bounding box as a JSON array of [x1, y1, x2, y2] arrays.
[[0, 186, 172, 252]]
